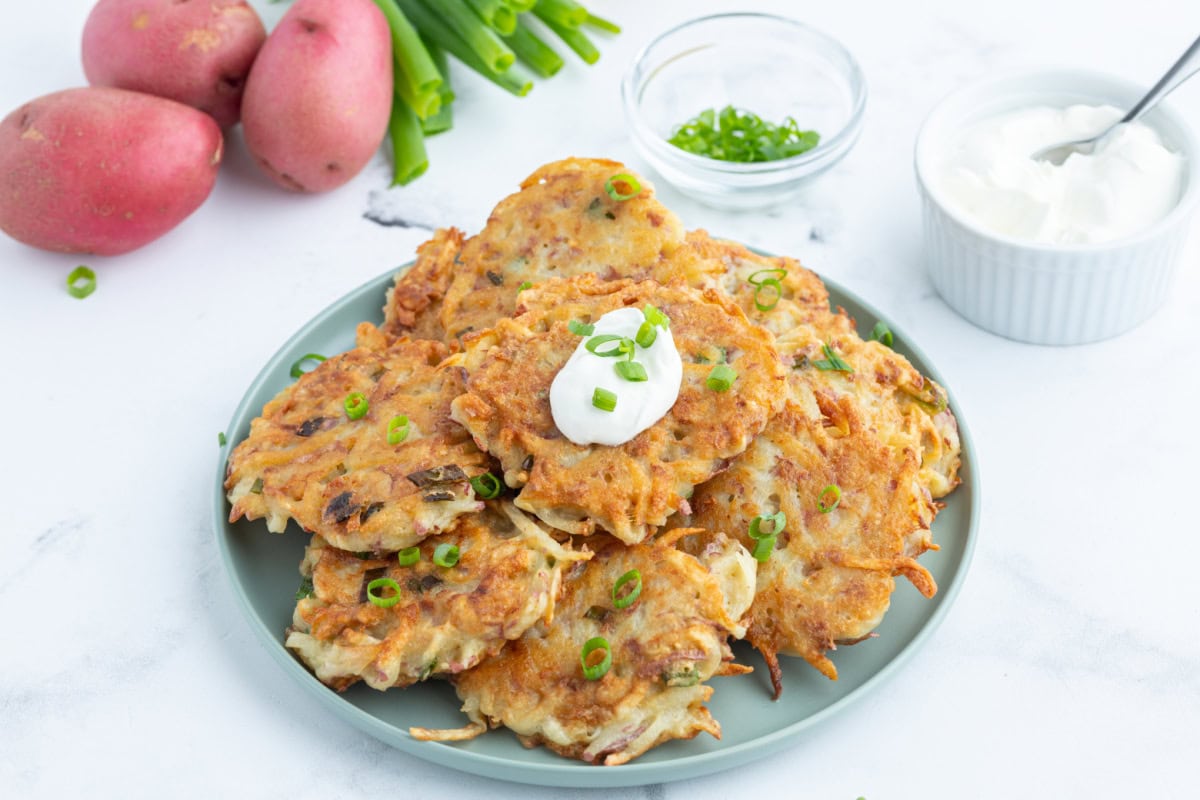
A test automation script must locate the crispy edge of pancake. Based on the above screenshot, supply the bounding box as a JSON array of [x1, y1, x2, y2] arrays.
[[225, 326, 491, 551], [285, 502, 590, 691], [415, 529, 755, 765], [448, 274, 786, 543], [381, 227, 465, 345], [437, 158, 690, 340]]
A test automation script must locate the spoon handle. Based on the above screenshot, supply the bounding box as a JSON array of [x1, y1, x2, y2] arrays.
[[1122, 33, 1200, 123]]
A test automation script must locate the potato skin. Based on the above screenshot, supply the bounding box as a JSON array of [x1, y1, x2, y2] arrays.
[[241, 0, 393, 193], [0, 87, 223, 256], [81, 0, 266, 128]]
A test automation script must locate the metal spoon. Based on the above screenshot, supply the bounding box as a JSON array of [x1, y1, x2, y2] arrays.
[[1033, 33, 1200, 165]]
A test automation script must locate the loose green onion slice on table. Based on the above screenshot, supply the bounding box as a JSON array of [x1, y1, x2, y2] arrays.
[[870, 321, 894, 348], [344, 392, 369, 420], [749, 511, 786, 539], [67, 265, 96, 299], [366, 577, 402, 608], [604, 173, 642, 201], [585, 334, 634, 358], [813, 344, 852, 372], [592, 387, 617, 412], [706, 364, 737, 392], [580, 636, 612, 680], [289, 353, 326, 379], [433, 542, 460, 567], [614, 360, 647, 382], [643, 304, 669, 328], [217, 432, 227, 447], [747, 268, 787, 286], [753, 278, 782, 311], [568, 319, 595, 336], [752, 535, 777, 562], [611, 569, 642, 609], [669, 105, 820, 163], [397, 547, 421, 566], [469, 471, 503, 499], [635, 321, 657, 349], [387, 414, 410, 445], [818, 484, 842, 513]]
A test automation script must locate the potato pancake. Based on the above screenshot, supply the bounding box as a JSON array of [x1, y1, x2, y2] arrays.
[[450, 274, 786, 543], [435, 158, 698, 342], [381, 226, 464, 344], [427, 530, 755, 765], [225, 326, 491, 552], [286, 502, 589, 691]]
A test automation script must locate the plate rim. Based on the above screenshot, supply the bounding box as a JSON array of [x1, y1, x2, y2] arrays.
[[212, 257, 980, 788]]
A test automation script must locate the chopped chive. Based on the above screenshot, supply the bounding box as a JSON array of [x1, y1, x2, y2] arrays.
[[643, 304, 669, 329], [387, 414, 410, 445], [751, 534, 777, 562], [433, 542, 460, 567], [568, 319, 595, 336], [614, 360, 647, 382], [289, 353, 326, 379], [397, 547, 420, 566], [634, 320, 657, 349], [469, 472, 503, 499], [604, 173, 641, 201], [818, 484, 842, 513], [585, 334, 634, 358], [580, 636, 612, 680], [749, 511, 785, 540], [813, 343, 852, 372], [592, 387, 617, 412], [67, 265, 96, 299], [218, 432, 227, 447], [343, 392, 369, 420], [612, 569, 642, 609], [870, 322, 894, 348], [706, 364, 737, 392], [669, 105, 820, 163], [366, 577, 402, 608], [753, 278, 782, 311]]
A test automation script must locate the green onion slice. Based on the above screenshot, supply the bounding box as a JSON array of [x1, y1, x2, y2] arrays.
[[747, 267, 787, 286], [818, 484, 842, 513], [366, 577, 402, 608], [387, 414, 409, 445], [749, 511, 785, 540], [706, 364, 737, 392], [218, 432, 227, 447], [469, 471, 503, 499], [585, 334, 634, 358], [67, 265, 96, 299], [343, 392, 369, 420], [635, 320, 658, 349], [517, 281, 532, 292], [580, 636, 612, 680], [614, 360, 647, 382], [568, 319, 595, 336], [751, 534, 777, 562], [753, 278, 782, 311], [813, 344, 852, 372], [870, 321, 894, 348], [289, 353, 326, 379], [643, 304, 669, 329], [592, 387, 617, 412], [433, 542, 460, 567], [611, 569, 642, 609], [397, 547, 420, 566], [604, 173, 642, 201], [250, 477, 264, 494]]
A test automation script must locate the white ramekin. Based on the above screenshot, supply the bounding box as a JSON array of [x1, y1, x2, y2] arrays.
[[914, 69, 1200, 346]]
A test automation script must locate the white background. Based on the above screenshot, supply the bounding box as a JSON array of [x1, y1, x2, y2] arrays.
[[2, 1, 1198, 797]]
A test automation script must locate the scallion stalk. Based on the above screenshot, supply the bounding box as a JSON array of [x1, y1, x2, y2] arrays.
[[533, 0, 587, 27], [421, 0, 515, 73], [388, 96, 429, 186], [422, 39, 455, 136], [583, 12, 620, 34], [466, 0, 516, 35], [373, 0, 443, 119], [532, 5, 598, 63], [395, 0, 532, 96], [503, 17, 564, 77]]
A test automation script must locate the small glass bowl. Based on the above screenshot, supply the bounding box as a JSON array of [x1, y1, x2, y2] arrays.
[[621, 13, 866, 210]]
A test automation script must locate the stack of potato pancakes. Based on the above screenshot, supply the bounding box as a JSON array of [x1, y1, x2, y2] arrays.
[[225, 158, 961, 766]]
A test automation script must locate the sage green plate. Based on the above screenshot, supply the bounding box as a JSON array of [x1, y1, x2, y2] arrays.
[[213, 263, 979, 788]]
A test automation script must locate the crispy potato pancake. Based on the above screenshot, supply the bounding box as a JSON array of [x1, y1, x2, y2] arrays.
[[381, 226, 464, 344], [286, 502, 589, 691], [427, 530, 755, 765], [450, 274, 786, 543], [226, 326, 491, 552], [436, 158, 703, 342], [688, 324, 958, 694]]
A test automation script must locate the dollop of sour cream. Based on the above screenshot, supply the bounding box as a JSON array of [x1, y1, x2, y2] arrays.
[[937, 104, 1185, 244], [550, 307, 683, 447]]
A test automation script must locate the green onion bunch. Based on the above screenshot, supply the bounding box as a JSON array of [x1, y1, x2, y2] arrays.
[[373, 0, 620, 185]]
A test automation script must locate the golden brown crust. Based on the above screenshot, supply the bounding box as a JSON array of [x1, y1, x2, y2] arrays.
[[450, 274, 786, 543], [381, 227, 464, 344], [438, 158, 690, 340], [225, 329, 491, 551]]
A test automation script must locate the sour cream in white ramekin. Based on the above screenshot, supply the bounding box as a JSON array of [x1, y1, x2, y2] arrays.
[[936, 104, 1185, 245]]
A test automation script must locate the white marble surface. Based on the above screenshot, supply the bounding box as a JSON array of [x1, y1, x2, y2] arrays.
[[3, 1, 1199, 797]]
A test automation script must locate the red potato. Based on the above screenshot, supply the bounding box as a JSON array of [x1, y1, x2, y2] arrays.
[[241, 0, 392, 193], [81, 0, 265, 128], [0, 87, 222, 256]]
